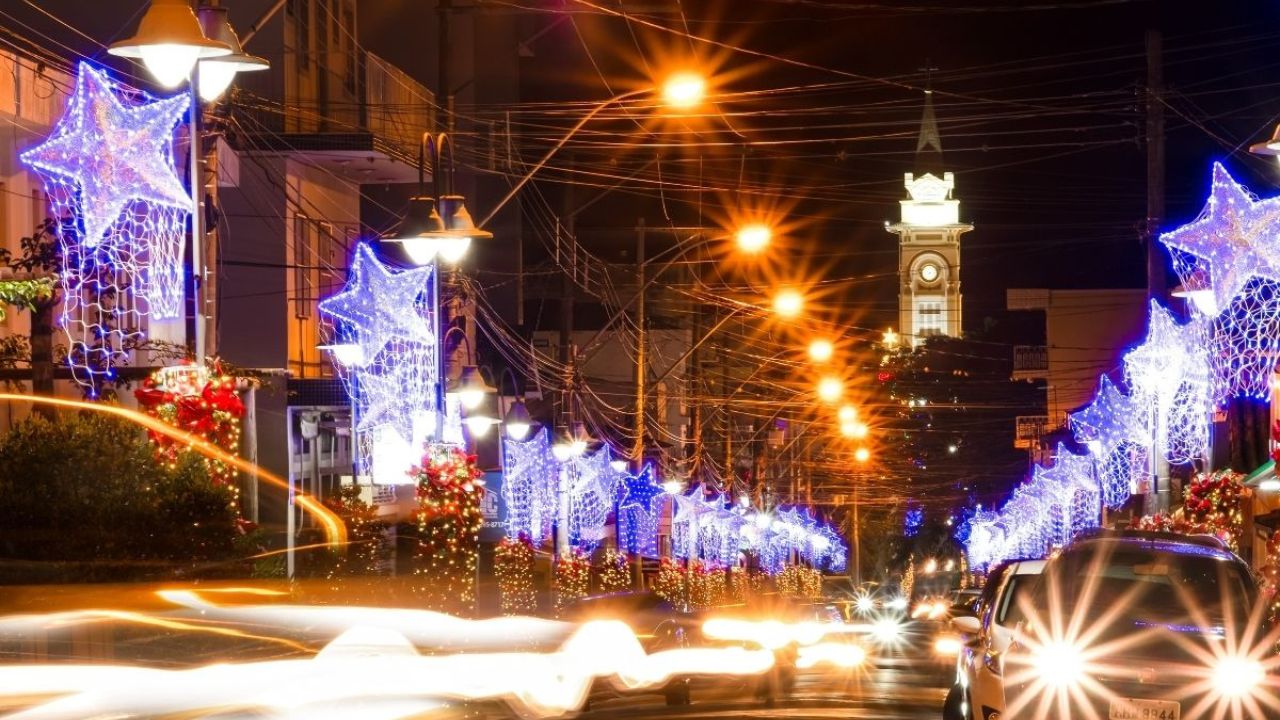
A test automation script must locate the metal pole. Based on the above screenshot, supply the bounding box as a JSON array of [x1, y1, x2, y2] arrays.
[[633, 219, 646, 464], [188, 66, 206, 362]]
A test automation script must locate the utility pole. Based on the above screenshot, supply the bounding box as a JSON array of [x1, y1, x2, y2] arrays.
[[1146, 28, 1170, 516], [852, 483, 861, 585], [633, 219, 646, 464], [438, 0, 453, 135]]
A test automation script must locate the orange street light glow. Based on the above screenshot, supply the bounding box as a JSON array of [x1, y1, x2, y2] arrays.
[[808, 339, 834, 363], [817, 376, 843, 403], [773, 290, 804, 318], [735, 223, 771, 254], [837, 405, 857, 424], [855, 447, 871, 463], [662, 72, 706, 109]]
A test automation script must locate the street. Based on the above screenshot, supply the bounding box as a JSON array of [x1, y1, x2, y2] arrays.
[[578, 642, 949, 720]]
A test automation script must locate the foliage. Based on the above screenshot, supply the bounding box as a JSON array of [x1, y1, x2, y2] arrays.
[[411, 446, 484, 612], [0, 413, 240, 564], [653, 557, 687, 607], [320, 484, 392, 577], [595, 548, 632, 593], [495, 534, 537, 615], [0, 278, 56, 320], [554, 548, 591, 613]]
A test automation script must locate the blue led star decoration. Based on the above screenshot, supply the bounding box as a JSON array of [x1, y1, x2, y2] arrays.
[[318, 243, 436, 365], [1158, 162, 1280, 317], [21, 63, 190, 248], [618, 467, 664, 516]]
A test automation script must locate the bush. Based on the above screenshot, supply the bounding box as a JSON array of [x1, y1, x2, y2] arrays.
[[0, 412, 240, 563]]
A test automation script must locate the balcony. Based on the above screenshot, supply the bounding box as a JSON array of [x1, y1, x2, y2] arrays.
[[1012, 344, 1048, 380]]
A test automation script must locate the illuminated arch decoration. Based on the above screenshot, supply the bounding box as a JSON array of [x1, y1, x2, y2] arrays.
[[1069, 375, 1152, 508], [617, 465, 663, 557], [1123, 301, 1211, 466], [318, 242, 439, 485], [564, 445, 626, 551], [501, 428, 557, 544], [20, 63, 191, 389]]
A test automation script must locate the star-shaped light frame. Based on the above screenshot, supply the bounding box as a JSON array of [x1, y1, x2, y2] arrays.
[[318, 243, 436, 365], [1159, 162, 1280, 316], [21, 63, 190, 247]]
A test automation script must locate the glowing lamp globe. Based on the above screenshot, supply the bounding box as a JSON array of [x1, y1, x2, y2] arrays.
[[318, 343, 366, 368], [109, 0, 232, 89], [662, 480, 685, 494], [463, 414, 499, 438], [551, 442, 573, 462], [837, 405, 857, 424], [662, 72, 706, 109], [773, 290, 803, 318], [504, 398, 533, 441], [437, 236, 472, 265], [854, 447, 870, 463], [610, 459, 628, 472], [817, 376, 843, 403], [808, 339, 834, 363], [449, 366, 494, 410], [736, 223, 771, 254]]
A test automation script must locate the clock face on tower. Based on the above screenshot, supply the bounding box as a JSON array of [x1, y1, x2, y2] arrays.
[[919, 262, 940, 283]]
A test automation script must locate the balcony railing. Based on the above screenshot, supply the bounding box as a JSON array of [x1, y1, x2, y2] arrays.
[[1013, 345, 1048, 377]]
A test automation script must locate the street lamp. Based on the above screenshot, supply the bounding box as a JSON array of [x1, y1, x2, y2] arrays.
[[854, 447, 871, 463], [195, 6, 268, 102], [384, 133, 493, 267], [505, 397, 533, 441], [817, 376, 843, 403], [662, 72, 707, 109], [108, 0, 231, 88], [450, 366, 495, 411], [773, 290, 804, 319], [735, 223, 772, 254], [808, 338, 834, 363], [837, 405, 857, 424], [109, 0, 273, 364], [317, 342, 365, 368], [882, 327, 900, 348]]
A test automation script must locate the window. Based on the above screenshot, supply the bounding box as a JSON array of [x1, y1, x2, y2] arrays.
[[293, 214, 313, 319], [296, 0, 311, 71], [916, 300, 944, 337], [342, 3, 357, 94]]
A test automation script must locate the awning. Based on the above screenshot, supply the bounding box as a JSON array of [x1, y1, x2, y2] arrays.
[[1243, 459, 1278, 489]]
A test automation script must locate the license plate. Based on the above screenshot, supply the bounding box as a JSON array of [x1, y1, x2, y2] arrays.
[[1109, 698, 1180, 720]]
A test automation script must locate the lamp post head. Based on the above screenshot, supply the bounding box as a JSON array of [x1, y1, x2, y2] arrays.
[[662, 72, 706, 109], [195, 6, 268, 102], [109, 0, 232, 89], [505, 398, 533, 441]]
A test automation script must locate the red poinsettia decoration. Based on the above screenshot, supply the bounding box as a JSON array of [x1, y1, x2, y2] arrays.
[[134, 362, 246, 488]]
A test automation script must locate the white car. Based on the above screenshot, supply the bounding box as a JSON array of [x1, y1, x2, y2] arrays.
[[942, 558, 1045, 720]]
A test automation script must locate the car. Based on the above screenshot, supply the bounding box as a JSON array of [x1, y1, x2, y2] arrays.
[[943, 558, 1046, 720], [1002, 530, 1277, 720]]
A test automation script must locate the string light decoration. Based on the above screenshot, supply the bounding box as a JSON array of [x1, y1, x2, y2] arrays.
[[501, 428, 557, 544], [1069, 375, 1151, 508], [653, 557, 687, 606], [320, 483, 392, 577], [1123, 301, 1212, 465], [20, 64, 191, 389], [133, 363, 246, 490], [554, 548, 591, 613], [1159, 162, 1280, 319], [1206, 277, 1280, 400], [411, 446, 483, 612], [565, 446, 625, 551], [1259, 530, 1280, 624], [617, 465, 663, 557], [318, 243, 438, 485], [690, 562, 728, 609], [494, 534, 537, 615], [596, 548, 632, 593]]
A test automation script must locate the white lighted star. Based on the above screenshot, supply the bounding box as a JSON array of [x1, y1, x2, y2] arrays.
[[1159, 162, 1280, 316], [21, 63, 190, 247], [318, 243, 436, 365]]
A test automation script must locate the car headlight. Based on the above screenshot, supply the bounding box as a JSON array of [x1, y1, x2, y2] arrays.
[[1033, 641, 1086, 688], [871, 618, 902, 643], [1213, 656, 1264, 699], [887, 597, 908, 611], [854, 596, 875, 615]]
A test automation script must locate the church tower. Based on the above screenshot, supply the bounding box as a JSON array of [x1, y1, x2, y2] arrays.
[[887, 90, 971, 345]]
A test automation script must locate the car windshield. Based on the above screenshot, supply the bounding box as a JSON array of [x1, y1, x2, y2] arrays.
[[996, 572, 1040, 627], [1051, 541, 1255, 629]]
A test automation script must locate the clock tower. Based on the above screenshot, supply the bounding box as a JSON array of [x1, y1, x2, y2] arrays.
[[887, 90, 971, 345]]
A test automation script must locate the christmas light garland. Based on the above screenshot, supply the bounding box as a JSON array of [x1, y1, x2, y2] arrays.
[[494, 534, 537, 615], [134, 363, 245, 494], [554, 548, 591, 613], [20, 64, 191, 390], [411, 446, 483, 613], [595, 548, 632, 593]]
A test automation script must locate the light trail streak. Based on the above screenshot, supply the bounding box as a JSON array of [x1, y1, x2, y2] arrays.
[[0, 393, 346, 548], [0, 616, 775, 719]]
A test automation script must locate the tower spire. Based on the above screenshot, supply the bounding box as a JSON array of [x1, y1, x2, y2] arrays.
[[915, 67, 943, 174]]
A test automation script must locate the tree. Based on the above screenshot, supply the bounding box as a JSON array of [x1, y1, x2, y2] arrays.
[[0, 219, 61, 415], [0, 413, 241, 573]]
